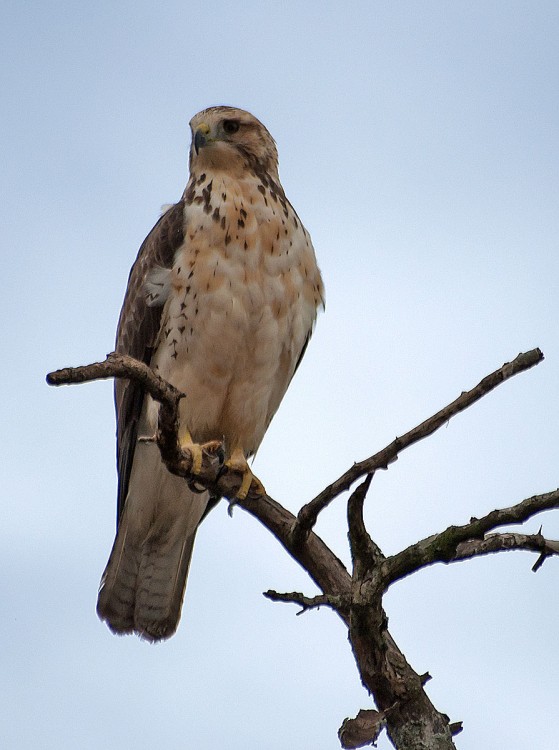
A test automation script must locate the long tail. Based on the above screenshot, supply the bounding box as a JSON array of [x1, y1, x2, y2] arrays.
[[97, 439, 210, 641]]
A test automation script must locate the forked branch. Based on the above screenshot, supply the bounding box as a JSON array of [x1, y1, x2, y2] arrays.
[[46, 347, 554, 750]]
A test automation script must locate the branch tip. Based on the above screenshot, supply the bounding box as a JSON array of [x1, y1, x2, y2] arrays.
[[263, 589, 349, 614], [450, 721, 464, 736]]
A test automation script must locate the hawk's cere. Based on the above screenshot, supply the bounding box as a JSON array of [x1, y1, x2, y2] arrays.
[[97, 106, 324, 641]]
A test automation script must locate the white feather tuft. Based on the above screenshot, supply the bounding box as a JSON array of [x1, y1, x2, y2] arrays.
[[145, 266, 171, 307]]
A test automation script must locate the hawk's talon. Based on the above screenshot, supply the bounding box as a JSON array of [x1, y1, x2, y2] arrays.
[[200, 439, 224, 459], [223, 448, 266, 501], [179, 428, 204, 474], [187, 479, 207, 494], [181, 436, 224, 477], [186, 442, 203, 474], [236, 469, 254, 501]]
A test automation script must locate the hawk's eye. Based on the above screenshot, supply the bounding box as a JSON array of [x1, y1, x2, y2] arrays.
[[222, 119, 240, 135]]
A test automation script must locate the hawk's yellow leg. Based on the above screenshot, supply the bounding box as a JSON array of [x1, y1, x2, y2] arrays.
[[179, 427, 204, 474], [225, 447, 265, 500]]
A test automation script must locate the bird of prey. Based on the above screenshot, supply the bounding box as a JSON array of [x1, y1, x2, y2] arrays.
[[97, 106, 324, 641]]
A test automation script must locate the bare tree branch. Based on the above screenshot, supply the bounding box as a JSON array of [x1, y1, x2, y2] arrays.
[[46, 348, 552, 750], [291, 348, 544, 547], [454, 531, 559, 571], [382, 490, 559, 587], [48, 353, 252, 497], [263, 589, 349, 614], [47, 352, 183, 404], [47, 353, 212, 480]]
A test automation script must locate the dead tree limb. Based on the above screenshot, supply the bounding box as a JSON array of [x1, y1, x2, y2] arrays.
[[46, 348, 556, 750], [381, 489, 559, 586], [290, 348, 544, 547]]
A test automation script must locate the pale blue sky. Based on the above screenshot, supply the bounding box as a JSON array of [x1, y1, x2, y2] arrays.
[[2, 2, 558, 748]]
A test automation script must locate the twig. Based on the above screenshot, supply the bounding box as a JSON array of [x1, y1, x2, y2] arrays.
[[291, 349, 544, 547], [449, 723, 464, 737], [455, 531, 559, 571], [263, 589, 350, 614], [382, 489, 559, 587], [47, 352, 184, 405]]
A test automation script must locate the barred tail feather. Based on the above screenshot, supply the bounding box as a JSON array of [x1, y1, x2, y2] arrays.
[[97, 441, 209, 641]]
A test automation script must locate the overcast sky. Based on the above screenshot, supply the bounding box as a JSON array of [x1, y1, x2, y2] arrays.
[[2, 2, 558, 748]]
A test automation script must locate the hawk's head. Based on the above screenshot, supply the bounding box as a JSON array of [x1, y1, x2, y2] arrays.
[[189, 106, 279, 178]]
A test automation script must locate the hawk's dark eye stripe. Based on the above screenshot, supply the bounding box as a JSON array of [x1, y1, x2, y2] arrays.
[[222, 119, 240, 134]]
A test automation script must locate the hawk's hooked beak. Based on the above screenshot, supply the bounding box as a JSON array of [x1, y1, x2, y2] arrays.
[[194, 122, 211, 155]]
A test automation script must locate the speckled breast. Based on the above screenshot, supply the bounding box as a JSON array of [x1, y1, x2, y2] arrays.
[[150, 171, 323, 455]]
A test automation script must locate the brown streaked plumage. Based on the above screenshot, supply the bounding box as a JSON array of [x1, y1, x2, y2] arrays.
[[97, 106, 324, 641]]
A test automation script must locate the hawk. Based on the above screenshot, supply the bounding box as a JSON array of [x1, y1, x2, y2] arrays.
[[97, 106, 324, 641]]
